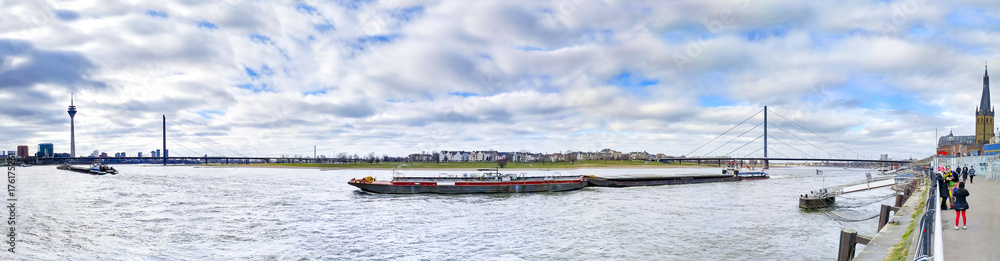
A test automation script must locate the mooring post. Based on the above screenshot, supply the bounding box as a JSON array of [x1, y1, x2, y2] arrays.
[[895, 193, 905, 208], [838, 229, 858, 261], [878, 204, 901, 232]]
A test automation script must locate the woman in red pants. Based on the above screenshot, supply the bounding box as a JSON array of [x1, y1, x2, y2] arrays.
[[953, 182, 970, 230]]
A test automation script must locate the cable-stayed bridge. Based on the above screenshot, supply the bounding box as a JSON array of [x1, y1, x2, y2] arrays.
[[659, 106, 911, 167], [28, 107, 912, 167]]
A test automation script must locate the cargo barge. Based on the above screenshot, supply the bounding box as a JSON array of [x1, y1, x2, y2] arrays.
[[57, 162, 118, 175], [348, 171, 587, 194]]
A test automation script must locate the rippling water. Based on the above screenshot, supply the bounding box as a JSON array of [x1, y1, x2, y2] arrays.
[[5, 165, 899, 260]]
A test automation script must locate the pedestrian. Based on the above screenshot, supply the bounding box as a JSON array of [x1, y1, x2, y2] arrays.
[[961, 166, 969, 183], [953, 182, 970, 230], [937, 171, 950, 210], [969, 167, 976, 183]]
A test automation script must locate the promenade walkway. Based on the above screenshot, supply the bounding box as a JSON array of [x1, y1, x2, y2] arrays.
[[942, 180, 1000, 260]]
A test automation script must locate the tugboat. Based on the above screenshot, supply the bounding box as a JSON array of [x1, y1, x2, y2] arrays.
[[57, 162, 118, 175], [348, 169, 587, 194], [723, 161, 769, 180]]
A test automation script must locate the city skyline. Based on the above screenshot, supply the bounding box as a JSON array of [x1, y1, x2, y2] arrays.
[[2, 1, 1000, 158]]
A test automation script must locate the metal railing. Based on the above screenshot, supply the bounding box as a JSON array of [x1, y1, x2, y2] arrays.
[[913, 170, 936, 259]]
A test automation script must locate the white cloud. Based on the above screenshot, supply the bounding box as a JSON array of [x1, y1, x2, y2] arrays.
[[1, 0, 998, 160]]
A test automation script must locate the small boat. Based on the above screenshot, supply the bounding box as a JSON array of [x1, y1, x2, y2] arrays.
[[348, 170, 587, 194], [722, 161, 769, 180], [57, 162, 118, 175]]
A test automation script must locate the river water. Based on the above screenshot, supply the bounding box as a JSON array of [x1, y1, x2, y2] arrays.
[[4, 165, 900, 260]]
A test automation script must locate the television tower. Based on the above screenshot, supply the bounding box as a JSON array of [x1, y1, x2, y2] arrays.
[[68, 94, 77, 158]]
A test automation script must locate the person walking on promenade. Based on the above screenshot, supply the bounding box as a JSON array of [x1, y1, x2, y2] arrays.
[[953, 182, 970, 230], [961, 166, 969, 183], [969, 167, 976, 184]]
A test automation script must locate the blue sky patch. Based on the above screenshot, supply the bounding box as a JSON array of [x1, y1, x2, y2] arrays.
[[315, 23, 335, 33], [351, 34, 399, 51], [296, 3, 319, 15], [303, 89, 327, 96], [449, 91, 480, 97], [146, 10, 167, 18], [196, 110, 224, 119], [55, 10, 79, 21], [244, 65, 275, 80], [743, 25, 789, 42], [236, 83, 271, 93], [836, 76, 937, 115], [250, 34, 273, 45], [197, 21, 218, 30], [392, 6, 425, 22], [698, 96, 735, 107], [946, 8, 1000, 30], [608, 71, 659, 96]]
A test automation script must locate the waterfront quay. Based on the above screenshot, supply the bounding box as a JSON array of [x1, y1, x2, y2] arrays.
[[852, 170, 1000, 260], [941, 181, 1000, 260]]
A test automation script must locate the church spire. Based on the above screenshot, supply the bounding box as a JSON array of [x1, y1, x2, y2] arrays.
[[980, 62, 992, 115]]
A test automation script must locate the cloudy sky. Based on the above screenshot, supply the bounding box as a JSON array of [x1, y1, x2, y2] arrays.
[[1, 0, 998, 159]]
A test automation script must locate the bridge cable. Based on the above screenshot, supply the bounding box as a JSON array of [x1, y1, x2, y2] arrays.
[[684, 108, 763, 156], [745, 146, 764, 158], [702, 121, 763, 157], [166, 120, 243, 156], [78, 120, 160, 153], [768, 148, 790, 158], [167, 139, 203, 157], [768, 109, 868, 159], [167, 129, 230, 157], [167, 120, 247, 157], [767, 122, 836, 158], [724, 134, 763, 157], [767, 135, 814, 158]]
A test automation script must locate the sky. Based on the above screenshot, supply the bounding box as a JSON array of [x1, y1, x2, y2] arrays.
[[1, 0, 999, 159]]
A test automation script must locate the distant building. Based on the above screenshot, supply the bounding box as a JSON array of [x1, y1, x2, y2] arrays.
[[36, 143, 53, 158], [938, 64, 994, 156], [5, 151, 12, 157], [17, 145, 28, 158], [54, 153, 70, 158], [138, 152, 143, 157], [938, 130, 979, 156], [90, 150, 100, 157], [100, 152, 108, 157]]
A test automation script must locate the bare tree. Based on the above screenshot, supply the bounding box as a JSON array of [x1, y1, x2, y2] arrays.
[[368, 152, 376, 164], [433, 151, 440, 165], [497, 157, 509, 168], [567, 153, 578, 164]]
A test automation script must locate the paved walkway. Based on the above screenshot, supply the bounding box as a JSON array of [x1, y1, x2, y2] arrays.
[[942, 180, 1000, 260]]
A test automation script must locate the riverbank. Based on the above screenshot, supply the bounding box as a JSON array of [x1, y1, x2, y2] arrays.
[[203, 160, 742, 170]]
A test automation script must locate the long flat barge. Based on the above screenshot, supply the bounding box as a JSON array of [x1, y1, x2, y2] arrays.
[[349, 174, 587, 194]]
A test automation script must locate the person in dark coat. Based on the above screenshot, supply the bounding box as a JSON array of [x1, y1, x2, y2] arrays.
[[953, 182, 970, 230], [937, 171, 949, 210], [969, 167, 976, 184], [961, 166, 969, 183]]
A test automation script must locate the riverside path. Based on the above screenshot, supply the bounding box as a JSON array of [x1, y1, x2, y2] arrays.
[[942, 180, 1000, 260]]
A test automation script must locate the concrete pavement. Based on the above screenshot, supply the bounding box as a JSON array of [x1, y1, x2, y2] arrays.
[[942, 180, 1000, 260]]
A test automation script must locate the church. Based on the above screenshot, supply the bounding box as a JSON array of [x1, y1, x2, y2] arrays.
[[938, 64, 994, 156]]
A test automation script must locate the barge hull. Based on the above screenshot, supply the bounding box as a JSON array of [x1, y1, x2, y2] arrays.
[[587, 174, 767, 187], [349, 180, 587, 194]]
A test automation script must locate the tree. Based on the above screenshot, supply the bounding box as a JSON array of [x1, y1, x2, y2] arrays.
[[498, 157, 509, 168], [432, 151, 440, 165], [368, 152, 376, 164], [567, 153, 577, 164]]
